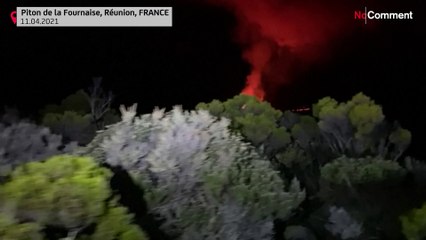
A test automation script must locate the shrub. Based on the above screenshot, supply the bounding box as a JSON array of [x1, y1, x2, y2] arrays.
[[0, 155, 147, 239], [82, 105, 305, 239], [0, 214, 43, 240], [196, 94, 286, 151], [325, 206, 363, 239], [400, 203, 426, 240], [42, 111, 94, 145], [40, 80, 119, 145], [0, 122, 76, 177], [313, 93, 411, 160], [321, 156, 405, 185]]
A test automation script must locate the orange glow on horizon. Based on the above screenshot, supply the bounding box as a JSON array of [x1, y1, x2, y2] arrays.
[[208, 0, 349, 104], [240, 71, 265, 101], [291, 107, 311, 112]]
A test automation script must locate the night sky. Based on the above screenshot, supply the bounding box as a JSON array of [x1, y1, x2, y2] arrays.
[[0, 0, 425, 157]]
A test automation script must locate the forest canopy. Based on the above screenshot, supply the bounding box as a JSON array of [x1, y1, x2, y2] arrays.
[[0, 91, 424, 240]]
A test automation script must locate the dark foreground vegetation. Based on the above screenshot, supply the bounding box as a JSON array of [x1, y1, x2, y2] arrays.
[[1, 81, 425, 240]]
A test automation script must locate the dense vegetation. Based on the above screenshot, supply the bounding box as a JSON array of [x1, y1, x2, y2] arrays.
[[1, 86, 425, 239]]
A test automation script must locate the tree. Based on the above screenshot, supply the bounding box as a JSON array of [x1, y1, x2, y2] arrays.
[[42, 111, 94, 145], [325, 206, 363, 240], [0, 122, 76, 177], [312, 92, 411, 160], [0, 214, 43, 240], [401, 203, 426, 240], [40, 79, 119, 145], [196, 94, 285, 151], [60, 90, 91, 115], [88, 201, 149, 240], [318, 155, 408, 240], [85, 77, 114, 130], [39, 90, 90, 117], [197, 95, 329, 196], [81, 104, 305, 239], [0, 155, 148, 240], [270, 110, 329, 196], [321, 156, 405, 186]]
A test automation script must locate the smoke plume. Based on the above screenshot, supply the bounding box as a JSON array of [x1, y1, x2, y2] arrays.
[[209, 0, 349, 101]]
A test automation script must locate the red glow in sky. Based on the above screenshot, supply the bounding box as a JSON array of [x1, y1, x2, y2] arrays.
[[241, 71, 265, 100], [209, 0, 348, 101]]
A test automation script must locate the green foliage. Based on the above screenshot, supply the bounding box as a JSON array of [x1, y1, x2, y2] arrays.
[[401, 203, 426, 240], [198, 95, 329, 197], [348, 101, 384, 139], [389, 127, 412, 157], [290, 116, 321, 149], [275, 111, 330, 196], [236, 114, 277, 146], [0, 122, 76, 177], [40, 86, 119, 144], [0, 155, 147, 239], [83, 105, 305, 239], [190, 93, 415, 239], [90, 201, 148, 240], [197, 95, 325, 167], [197, 93, 413, 240], [267, 127, 292, 151], [39, 90, 90, 117], [312, 97, 338, 118], [276, 144, 311, 168], [313, 92, 411, 159], [60, 90, 91, 115], [321, 156, 405, 185], [42, 111, 94, 145], [196, 94, 284, 149], [213, 158, 305, 220], [0, 155, 111, 229], [278, 114, 324, 168], [196, 99, 224, 116], [0, 214, 43, 240]]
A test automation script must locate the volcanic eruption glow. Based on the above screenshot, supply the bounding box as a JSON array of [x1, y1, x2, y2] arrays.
[[209, 0, 348, 101], [242, 71, 265, 100]]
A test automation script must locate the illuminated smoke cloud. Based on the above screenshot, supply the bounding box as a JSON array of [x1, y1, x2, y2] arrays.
[[209, 0, 348, 101]]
